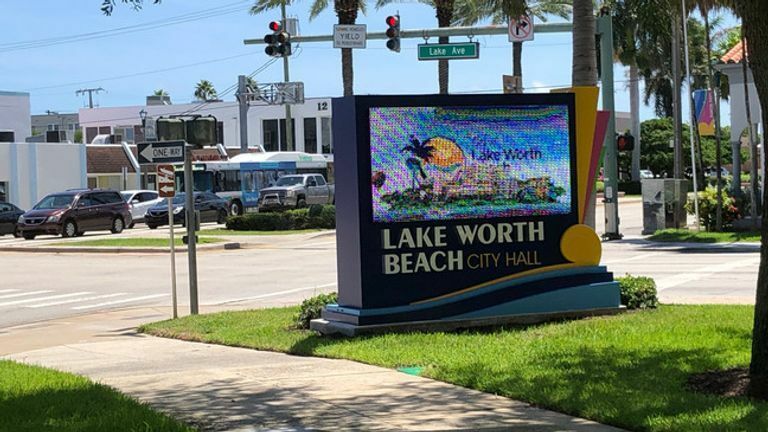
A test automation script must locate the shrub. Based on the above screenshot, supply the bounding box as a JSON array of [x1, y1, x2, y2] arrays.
[[616, 275, 658, 310], [595, 181, 605, 193], [226, 206, 335, 231], [686, 187, 741, 231], [308, 204, 324, 217], [295, 292, 338, 329]]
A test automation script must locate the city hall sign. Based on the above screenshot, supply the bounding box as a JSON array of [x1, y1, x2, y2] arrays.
[[312, 92, 620, 335]]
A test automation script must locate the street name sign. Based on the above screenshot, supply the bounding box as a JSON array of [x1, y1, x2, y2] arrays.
[[138, 140, 185, 164], [509, 15, 534, 42], [333, 25, 367, 49], [156, 164, 176, 198], [417, 42, 479, 61]]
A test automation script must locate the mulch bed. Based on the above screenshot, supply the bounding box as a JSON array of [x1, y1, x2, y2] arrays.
[[687, 368, 751, 398]]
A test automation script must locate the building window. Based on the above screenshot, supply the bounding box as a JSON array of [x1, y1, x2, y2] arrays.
[[303, 118, 318, 154], [321, 117, 332, 154], [98, 126, 111, 135], [86, 127, 98, 144], [279, 118, 296, 151], [263, 119, 279, 151], [217, 121, 224, 146], [47, 124, 59, 131]]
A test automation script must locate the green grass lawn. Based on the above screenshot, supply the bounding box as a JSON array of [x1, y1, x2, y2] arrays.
[[649, 229, 760, 243], [59, 237, 223, 247], [0, 360, 192, 432], [201, 228, 328, 236], [141, 305, 768, 432]]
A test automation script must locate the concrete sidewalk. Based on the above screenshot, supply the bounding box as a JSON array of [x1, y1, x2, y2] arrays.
[[6, 333, 624, 432]]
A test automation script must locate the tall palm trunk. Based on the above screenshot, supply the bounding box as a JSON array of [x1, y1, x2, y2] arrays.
[[337, 1, 358, 97], [571, 0, 597, 86], [436, 0, 454, 94], [735, 0, 768, 400]]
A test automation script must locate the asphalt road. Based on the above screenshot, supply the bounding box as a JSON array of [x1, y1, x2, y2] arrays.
[[0, 199, 759, 330]]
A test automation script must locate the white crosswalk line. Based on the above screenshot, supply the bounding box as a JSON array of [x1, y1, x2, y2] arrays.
[[72, 294, 167, 310], [0, 290, 52, 300], [0, 289, 19, 294], [0, 292, 91, 308], [27, 293, 127, 308]]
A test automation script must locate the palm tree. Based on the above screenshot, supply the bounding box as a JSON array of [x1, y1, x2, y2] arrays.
[[194, 80, 217, 101], [571, 0, 597, 86], [250, 0, 365, 97], [455, 1, 572, 86], [153, 89, 168, 97]]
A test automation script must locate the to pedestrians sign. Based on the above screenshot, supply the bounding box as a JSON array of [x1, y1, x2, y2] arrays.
[[138, 140, 185, 164], [156, 164, 176, 198], [417, 42, 479, 61], [509, 15, 534, 42], [333, 24, 367, 49]]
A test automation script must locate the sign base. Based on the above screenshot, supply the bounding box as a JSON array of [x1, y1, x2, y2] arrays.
[[312, 303, 624, 337]]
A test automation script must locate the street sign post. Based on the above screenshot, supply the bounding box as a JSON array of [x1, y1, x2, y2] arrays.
[[333, 24, 367, 49], [138, 140, 185, 164], [156, 164, 178, 319], [509, 15, 534, 42], [417, 42, 479, 61]]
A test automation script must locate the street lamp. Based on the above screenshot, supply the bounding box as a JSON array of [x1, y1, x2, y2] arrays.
[[139, 109, 147, 129]]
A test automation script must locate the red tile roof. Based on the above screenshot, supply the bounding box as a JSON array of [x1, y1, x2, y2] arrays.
[[721, 40, 747, 64], [87, 145, 136, 174]]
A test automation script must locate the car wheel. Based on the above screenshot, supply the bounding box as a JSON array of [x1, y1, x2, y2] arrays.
[[147, 224, 158, 230], [110, 217, 125, 234], [62, 220, 77, 238], [23, 233, 36, 240], [13, 228, 21, 238], [297, 198, 307, 208], [128, 222, 135, 229], [230, 201, 243, 216], [217, 210, 228, 224]]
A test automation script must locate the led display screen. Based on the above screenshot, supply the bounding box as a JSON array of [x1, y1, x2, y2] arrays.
[[370, 105, 572, 223]]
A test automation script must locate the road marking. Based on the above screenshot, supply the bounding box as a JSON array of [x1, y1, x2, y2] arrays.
[[27, 293, 127, 308], [0, 290, 52, 300], [0, 292, 91, 308], [72, 293, 167, 310], [217, 282, 337, 304], [602, 252, 661, 265], [656, 257, 760, 291], [0, 289, 19, 294]]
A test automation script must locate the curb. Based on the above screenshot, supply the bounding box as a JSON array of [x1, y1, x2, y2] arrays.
[[617, 237, 760, 252], [0, 242, 241, 254]]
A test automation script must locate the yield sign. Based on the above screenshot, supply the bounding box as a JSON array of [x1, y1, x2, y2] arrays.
[[157, 164, 176, 198], [509, 15, 534, 42]]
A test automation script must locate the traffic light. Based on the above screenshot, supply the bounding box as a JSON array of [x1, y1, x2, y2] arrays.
[[156, 116, 218, 147], [386, 15, 400, 52], [617, 133, 635, 152], [264, 21, 291, 57]]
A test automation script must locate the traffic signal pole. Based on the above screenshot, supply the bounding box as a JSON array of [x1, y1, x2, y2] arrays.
[[281, 2, 294, 151]]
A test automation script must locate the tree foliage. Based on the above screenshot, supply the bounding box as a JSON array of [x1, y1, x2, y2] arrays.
[[194, 80, 218, 101], [100, 0, 160, 15]]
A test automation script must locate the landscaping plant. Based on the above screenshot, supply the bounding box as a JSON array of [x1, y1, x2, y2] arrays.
[[616, 275, 658, 310], [687, 187, 740, 231], [295, 292, 338, 329]]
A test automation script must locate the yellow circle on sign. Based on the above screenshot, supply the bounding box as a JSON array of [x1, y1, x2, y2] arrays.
[[560, 224, 601, 266]]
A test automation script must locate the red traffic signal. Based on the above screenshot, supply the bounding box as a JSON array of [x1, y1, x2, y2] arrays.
[[617, 133, 635, 152], [269, 21, 281, 32], [386, 15, 398, 27], [386, 14, 400, 53]]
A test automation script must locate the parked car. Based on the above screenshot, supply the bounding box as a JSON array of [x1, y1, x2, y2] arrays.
[[704, 166, 731, 178], [121, 190, 163, 227], [144, 192, 229, 229], [639, 169, 654, 179], [16, 189, 132, 240], [0, 202, 24, 237], [258, 174, 335, 211]]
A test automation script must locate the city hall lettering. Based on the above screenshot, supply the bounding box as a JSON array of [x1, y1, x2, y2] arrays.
[[381, 221, 544, 275]]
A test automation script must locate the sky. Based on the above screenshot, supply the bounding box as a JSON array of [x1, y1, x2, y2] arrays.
[[0, 0, 740, 124]]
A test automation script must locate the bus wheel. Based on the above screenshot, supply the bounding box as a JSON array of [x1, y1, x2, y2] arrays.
[[230, 200, 243, 216]]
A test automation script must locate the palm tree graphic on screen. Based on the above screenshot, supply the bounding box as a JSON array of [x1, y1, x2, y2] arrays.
[[401, 135, 436, 190]]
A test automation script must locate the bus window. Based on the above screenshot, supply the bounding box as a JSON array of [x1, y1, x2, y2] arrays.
[[214, 172, 225, 192], [224, 170, 240, 192], [255, 171, 266, 191], [242, 171, 256, 192], [176, 171, 213, 192]]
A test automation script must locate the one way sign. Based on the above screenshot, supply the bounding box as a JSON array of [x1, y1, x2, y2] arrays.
[[137, 141, 185, 165], [509, 15, 534, 42]]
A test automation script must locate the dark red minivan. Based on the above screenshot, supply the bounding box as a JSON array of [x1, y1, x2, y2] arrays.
[[17, 189, 132, 240]]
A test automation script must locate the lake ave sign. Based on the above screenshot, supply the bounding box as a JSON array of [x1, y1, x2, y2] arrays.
[[417, 42, 479, 61], [137, 141, 185, 165]]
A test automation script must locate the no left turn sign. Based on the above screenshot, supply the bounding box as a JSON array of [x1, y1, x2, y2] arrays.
[[509, 15, 534, 42]]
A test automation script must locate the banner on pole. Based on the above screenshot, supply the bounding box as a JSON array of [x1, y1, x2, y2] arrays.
[[693, 89, 715, 136]]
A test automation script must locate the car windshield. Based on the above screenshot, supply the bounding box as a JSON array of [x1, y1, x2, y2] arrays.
[[275, 176, 304, 186], [121, 193, 133, 201], [34, 194, 75, 210], [172, 194, 187, 204]]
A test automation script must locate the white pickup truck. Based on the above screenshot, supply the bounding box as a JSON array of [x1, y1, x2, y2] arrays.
[[258, 174, 335, 210]]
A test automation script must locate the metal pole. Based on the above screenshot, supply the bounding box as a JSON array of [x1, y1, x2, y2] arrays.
[[237, 75, 249, 152], [168, 196, 177, 319], [741, 32, 760, 227], [598, 14, 621, 240], [671, 15, 683, 181], [281, 2, 294, 152], [681, 0, 701, 230], [183, 144, 199, 315]]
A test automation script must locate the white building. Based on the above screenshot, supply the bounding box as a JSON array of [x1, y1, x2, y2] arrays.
[[0, 142, 87, 209], [0, 91, 31, 143], [78, 97, 333, 156]]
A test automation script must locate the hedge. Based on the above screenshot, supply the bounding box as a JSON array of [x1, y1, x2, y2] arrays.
[[226, 205, 335, 231]]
